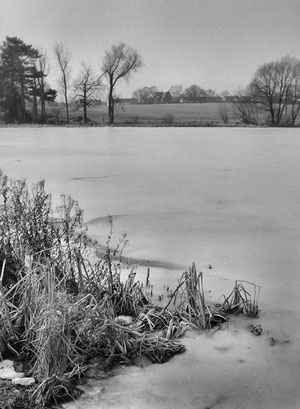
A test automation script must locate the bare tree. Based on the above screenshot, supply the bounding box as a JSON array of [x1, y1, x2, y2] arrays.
[[206, 89, 218, 98], [132, 88, 143, 104], [33, 51, 50, 123], [168, 84, 183, 102], [49, 101, 62, 124], [102, 43, 143, 124], [54, 42, 71, 124], [232, 89, 259, 125], [73, 63, 103, 124], [30, 63, 43, 123], [286, 61, 300, 125], [183, 84, 207, 103], [249, 56, 300, 126], [220, 90, 231, 99], [132, 86, 158, 104], [218, 102, 230, 124]]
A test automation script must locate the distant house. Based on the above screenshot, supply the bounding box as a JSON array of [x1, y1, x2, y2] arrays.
[[162, 91, 172, 103], [154, 91, 172, 104], [154, 92, 164, 103]]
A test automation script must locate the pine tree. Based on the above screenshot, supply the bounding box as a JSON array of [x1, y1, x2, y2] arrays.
[[0, 37, 40, 123]]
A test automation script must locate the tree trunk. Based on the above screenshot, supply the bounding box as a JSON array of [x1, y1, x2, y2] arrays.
[[291, 101, 300, 124], [268, 98, 275, 125], [64, 90, 69, 124], [32, 78, 38, 123], [40, 76, 46, 124], [108, 81, 114, 124], [19, 77, 26, 122], [62, 72, 69, 124], [83, 87, 87, 124]]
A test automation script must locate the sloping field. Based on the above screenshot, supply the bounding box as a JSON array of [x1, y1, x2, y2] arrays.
[[5, 102, 299, 126], [86, 102, 299, 126], [111, 102, 232, 124], [71, 102, 234, 125]]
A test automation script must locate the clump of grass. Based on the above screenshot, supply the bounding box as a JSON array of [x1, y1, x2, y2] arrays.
[[0, 172, 187, 407], [0, 170, 92, 292], [218, 280, 261, 317], [1, 255, 184, 407], [167, 262, 226, 329], [134, 305, 187, 339]]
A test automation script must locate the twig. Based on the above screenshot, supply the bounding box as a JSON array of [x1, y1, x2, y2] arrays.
[[0, 259, 6, 282], [162, 280, 185, 313], [0, 260, 16, 340]]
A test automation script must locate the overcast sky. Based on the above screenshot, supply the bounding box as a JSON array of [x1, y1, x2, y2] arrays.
[[1, 0, 300, 97]]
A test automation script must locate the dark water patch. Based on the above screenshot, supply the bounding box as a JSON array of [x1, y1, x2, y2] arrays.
[[70, 174, 118, 182], [94, 244, 185, 271], [86, 214, 125, 225], [214, 345, 231, 353]]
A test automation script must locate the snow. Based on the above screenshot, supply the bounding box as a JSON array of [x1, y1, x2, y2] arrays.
[[0, 360, 24, 380]]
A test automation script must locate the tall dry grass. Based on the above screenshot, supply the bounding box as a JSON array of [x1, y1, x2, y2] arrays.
[[0, 173, 186, 407], [0, 172, 260, 407]]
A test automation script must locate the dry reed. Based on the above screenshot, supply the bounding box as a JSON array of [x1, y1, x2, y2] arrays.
[[218, 280, 261, 317], [168, 262, 227, 329], [0, 173, 260, 408]]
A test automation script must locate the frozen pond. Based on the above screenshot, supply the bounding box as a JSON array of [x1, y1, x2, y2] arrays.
[[1, 126, 300, 311], [1, 126, 300, 299], [1, 126, 300, 407]]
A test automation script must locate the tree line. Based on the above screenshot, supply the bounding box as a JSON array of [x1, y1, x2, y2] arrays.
[[0, 37, 57, 124], [132, 57, 300, 126], [132, 84, 223, 104], [0, 37, 142, 125], [0, 35, 299, 126], [240, 56, 300, 126]]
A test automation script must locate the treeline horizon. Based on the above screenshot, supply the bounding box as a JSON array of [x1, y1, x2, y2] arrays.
[[0, 35, 300, 126]]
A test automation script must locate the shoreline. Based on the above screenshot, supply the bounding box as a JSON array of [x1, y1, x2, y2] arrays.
[[1, 122, 299, 129], [63, 274, 296, 409]]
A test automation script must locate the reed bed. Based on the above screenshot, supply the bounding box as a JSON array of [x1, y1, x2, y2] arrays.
[[0, 256, 188, 407]]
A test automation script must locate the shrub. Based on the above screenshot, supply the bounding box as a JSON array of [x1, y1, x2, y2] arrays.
[[0, 171, 91, 289], [218, 102, 230, 124]]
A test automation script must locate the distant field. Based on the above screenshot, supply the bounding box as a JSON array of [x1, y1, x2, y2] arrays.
[[68, 102, 235, 126], [1, 102, 234, 126], [85, 102, 300, 126], [2, 102, 299, 126]]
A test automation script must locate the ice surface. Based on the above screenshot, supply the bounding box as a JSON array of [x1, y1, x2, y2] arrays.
[[1, 126, 300, 408]]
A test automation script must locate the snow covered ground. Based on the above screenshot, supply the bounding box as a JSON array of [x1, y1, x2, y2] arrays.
[[1, 126, 300, 408]]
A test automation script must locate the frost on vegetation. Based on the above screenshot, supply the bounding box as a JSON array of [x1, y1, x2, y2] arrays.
[[0, 171, 261, 408]]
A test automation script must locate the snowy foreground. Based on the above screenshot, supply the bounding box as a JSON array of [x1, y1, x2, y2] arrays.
[[1, 126, 300, 408]]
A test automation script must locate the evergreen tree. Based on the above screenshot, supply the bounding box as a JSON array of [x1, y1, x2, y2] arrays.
[[0, 36, 40, 123]]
